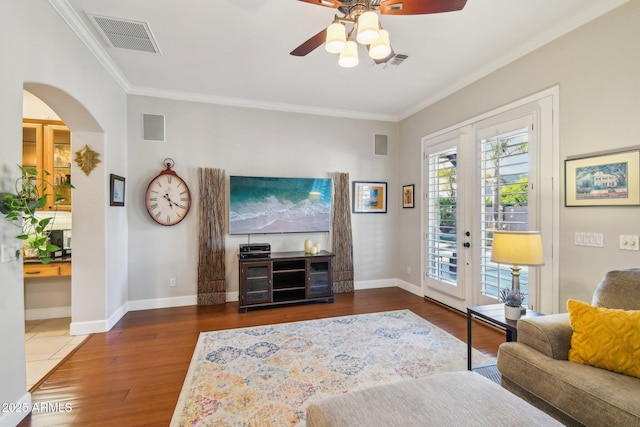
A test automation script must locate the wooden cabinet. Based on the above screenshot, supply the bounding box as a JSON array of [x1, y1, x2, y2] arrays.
[[23, 261, 71, 278], [239, 251, 334, 312], [22, 119, 72, 211]]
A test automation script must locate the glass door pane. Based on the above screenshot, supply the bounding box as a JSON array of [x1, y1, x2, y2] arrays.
[[479, 126, 531, 305], [426, 142, 464, 298]]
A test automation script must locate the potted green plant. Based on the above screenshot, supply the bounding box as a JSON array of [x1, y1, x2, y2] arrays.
[[0, 165, 73, 263], [499, 287, 524, 320]]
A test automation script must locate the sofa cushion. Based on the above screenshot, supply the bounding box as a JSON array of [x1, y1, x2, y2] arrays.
[[517, 313, 572, 360], [306, 371, 562, 427], [498, 341, 640, 426], [592, 268, 640, 310], [568, 299, 640, 378]]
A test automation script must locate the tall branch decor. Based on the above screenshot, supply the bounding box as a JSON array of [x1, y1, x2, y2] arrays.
[[197, 167, 226, 305], [331, 172, 354, 293]]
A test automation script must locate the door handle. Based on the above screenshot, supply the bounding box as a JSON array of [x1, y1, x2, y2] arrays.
[[463, 242, 471, 248]]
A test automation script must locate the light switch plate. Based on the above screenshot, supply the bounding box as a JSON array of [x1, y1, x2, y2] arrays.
[[1, 243, 21, 263], [574, 232, 604, 247]]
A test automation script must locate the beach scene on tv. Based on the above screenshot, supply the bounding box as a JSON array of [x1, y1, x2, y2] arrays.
[[229, 176, 332, 234]]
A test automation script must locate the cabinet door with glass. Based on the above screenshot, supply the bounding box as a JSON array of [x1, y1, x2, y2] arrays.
[[45, 124, 72, 211], [239, 262, 272, 306], [306, 256, 333, 298], [22, 120, 72, 211]]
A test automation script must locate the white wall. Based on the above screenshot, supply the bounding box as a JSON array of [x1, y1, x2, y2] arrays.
[[126, 96, 399, 305], [397, 1, 640, 311], [1, 2, 127, 424]]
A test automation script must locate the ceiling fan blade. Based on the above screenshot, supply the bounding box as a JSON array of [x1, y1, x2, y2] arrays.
[[296, 0, 341, 9], [290, 28, 327, 56], [380, 0, 467, 15]]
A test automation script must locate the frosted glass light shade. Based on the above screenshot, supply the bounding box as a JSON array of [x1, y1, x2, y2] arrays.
[[338, 40, 359, 68], [491, 231, 545, 266], [356, 11, 379, 44], [325, 22, 346, 53], [369, 29, 391, 59]]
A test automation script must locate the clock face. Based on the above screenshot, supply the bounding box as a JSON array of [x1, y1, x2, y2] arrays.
[[145, 172, 191, 226]]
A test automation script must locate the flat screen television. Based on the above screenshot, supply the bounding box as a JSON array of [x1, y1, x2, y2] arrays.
[[229, 176, 332, 234]]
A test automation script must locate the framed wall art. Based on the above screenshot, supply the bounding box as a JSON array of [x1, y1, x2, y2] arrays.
[[403, 184, 415, 208], [353, 181, 387, 213], [565, 150, 640, 206], [110, 174, 126, 206]]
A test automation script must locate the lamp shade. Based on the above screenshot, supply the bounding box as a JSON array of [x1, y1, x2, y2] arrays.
[[325, 22, 346, 53], [338, 40, 359, 68], [491, 231, 544, 266], [369, 29, 391, 59], [356, 11, 380, 44]]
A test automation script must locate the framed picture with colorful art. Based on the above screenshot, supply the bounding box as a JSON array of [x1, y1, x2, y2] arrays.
[[402, 184, 414, 208], [352, 181, 387, 213]]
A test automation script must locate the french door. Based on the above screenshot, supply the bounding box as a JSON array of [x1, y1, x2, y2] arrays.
[[423, 101, 552, 313]]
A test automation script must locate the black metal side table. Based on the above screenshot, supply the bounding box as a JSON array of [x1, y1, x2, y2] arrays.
[[467, 303, 544, 370]]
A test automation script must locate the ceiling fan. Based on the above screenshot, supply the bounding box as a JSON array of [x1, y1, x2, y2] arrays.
[[291, 0, 468, 67]]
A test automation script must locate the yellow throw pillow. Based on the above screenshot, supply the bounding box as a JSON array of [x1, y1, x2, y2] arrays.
[[567, 299, 640, 378]]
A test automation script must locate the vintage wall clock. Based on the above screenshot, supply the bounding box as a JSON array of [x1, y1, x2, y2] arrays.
[[145, 158, 192, 226]]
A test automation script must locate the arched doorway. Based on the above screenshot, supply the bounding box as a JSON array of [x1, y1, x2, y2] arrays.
[[21, 83, 107, 388]]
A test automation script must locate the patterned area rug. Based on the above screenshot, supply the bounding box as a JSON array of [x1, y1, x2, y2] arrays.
[[171, 310, 494, 426]]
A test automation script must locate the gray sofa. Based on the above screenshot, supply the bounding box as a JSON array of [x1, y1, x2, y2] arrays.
[[497, 269, 640, 426]]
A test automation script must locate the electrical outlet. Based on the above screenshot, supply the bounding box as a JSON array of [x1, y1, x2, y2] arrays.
[[619, 235, 639, 251], [169, 277, 177, 287]]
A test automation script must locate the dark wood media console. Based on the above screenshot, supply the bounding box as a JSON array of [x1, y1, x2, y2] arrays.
[[238, 250, 334, 312]]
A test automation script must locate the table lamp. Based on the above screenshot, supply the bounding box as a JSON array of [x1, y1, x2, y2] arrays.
[[491, 231, 544, 293]]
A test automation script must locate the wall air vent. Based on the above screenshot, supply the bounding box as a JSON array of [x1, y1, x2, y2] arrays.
[[87, 13, 161, 54]]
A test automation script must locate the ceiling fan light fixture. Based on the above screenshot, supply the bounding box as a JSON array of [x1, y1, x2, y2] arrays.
[[369, 29, 391, 59], [325, 22, 347, 53], [356, 11, 380, 45], [338, 40, 359, 68]]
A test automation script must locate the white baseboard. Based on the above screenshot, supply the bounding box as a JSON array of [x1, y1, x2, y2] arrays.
[[66, 279, 422, 335], [25, 306, 71, 321], [395, 279, 423, 297], [70, 301, 128, 335], [355, 278, 422, 297], [127, 295, 198, 311], [70, 318, 107, 335], [0, 392, 31, 427], [354, 278, 397, 290]]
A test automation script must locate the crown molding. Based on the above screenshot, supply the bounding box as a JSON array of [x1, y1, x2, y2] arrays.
[[48, 0, 132, 92], [128, 85, 399, 122]]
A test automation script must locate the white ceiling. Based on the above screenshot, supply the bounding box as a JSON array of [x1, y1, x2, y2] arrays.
[[53, 0, 628, 121]]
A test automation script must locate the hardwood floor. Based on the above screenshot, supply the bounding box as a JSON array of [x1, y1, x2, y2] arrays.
[[19, 287, 504, 426]]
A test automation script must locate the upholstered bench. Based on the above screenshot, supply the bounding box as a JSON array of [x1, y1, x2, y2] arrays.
[[306, 371, 561, 426]]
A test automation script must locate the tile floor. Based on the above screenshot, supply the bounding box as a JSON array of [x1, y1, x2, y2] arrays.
[[24, 317, 88, 390]]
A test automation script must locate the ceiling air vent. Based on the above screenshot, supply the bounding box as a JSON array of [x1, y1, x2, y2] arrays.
[[87, 13, 161, 54], [388, 53, 409, 66]]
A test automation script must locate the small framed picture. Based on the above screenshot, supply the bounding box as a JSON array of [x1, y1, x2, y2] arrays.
[[403, 184, 415, 208], [353, 181, 387, 213], [565, 150, 640, 206], [110, 174, 126, 206]]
